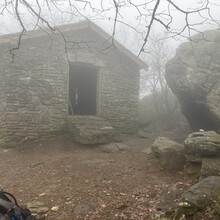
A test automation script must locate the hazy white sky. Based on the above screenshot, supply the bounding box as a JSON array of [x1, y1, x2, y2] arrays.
[[0, 0, 219, 52]]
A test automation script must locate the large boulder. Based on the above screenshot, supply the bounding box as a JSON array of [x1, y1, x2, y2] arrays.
[[166, 29, 220, 132], [178, 176, 220, 215], [184, 131, 220, 156], [152, 137, 186, 170], [184, 131, 220, 178]]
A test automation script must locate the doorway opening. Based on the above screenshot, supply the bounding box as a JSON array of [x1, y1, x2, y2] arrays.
[[69, 63, 98, 115]]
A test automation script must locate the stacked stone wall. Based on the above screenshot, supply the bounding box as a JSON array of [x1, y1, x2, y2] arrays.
[[0, 27, 141, 146], [0, 35, 69, 146], [99, 51, 139, 133]]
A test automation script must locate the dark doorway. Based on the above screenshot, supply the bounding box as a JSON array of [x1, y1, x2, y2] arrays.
[[69, 63, 98, 115]]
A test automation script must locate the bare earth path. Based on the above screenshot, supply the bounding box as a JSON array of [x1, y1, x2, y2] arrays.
[[0, 136, 195, 220]]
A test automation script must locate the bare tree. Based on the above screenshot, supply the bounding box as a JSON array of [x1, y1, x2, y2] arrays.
[[136, 30, 190, 131], [140, 33, 171, 113], [139, 33, 171, 94], [117, 23, 184, 128], [0, 0, 220, 55]]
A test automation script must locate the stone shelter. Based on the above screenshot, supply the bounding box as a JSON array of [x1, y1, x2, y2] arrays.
[[0, 20, 147, 146]]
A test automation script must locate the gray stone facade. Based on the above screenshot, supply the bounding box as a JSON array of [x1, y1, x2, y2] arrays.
[[0, 20, 146, 146]]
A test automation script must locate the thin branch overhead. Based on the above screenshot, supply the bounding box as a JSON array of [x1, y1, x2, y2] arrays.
[[0, 0, 219, 55]]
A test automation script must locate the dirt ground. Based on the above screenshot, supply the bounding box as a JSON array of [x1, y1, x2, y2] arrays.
[[0, 135, 198, 220]]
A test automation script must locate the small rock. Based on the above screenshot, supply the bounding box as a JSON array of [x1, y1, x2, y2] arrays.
[[113, 134, 123, 142], [138, 131, 150, 138], [39, 193, 46, 197], [74, 203, 96, 215], [27, 201, 49, 214], [141, 147, 152, 155], [51, 206, 59, 212], [115, 143, 131, 151], [99, 143, 119, 153]]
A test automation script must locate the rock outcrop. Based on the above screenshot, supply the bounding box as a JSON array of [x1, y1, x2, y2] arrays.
[[166, 29, 220, 132], [184, 131, 220, 177], [184, 131, 220, 156]]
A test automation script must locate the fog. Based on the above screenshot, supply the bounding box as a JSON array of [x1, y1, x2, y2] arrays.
[[0, 2, 220, 219]]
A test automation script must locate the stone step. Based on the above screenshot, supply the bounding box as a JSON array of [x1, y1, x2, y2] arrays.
[[68, 115, 106, 122], [67, 116, 115, 144]]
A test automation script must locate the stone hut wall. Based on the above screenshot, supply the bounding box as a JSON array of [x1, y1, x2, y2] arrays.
[[99, 52, 139, 133], [0, 27, 140, 146], [0, 34, 69, 146]]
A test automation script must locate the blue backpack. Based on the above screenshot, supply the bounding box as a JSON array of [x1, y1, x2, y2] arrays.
[[0, 189, 36, 220]]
